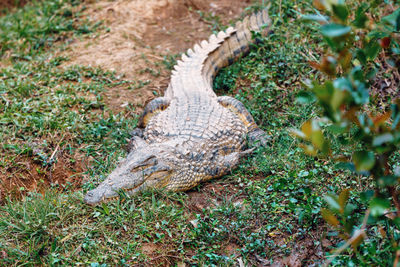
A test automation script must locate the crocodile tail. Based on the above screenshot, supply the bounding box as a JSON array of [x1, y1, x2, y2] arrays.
[[203, 8, 271, 82], [166, 7, 270, 99]]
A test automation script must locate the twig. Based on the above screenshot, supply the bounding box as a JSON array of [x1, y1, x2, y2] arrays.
[[48, 135, 65, 164], [323, 210, 370, 267], [149, 254, 182, 262], [393, 249, 400, 267], [388, 186, 400, 214], [147, 54, 164, 60]]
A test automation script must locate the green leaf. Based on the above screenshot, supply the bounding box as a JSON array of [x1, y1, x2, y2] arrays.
[[101, 203, 110, 215], [338, 188, 350, 214], [335, 162, 355, 172], [321, 208, 340, 226], [352, 5, 368, 28], [324, 194, 341, 212], [366, 68, 377, 80], [353, 151, 375, 172], [394, 217, 400, 227], [310, 128, 330, 154], [368, 30, 390, 39], [344, 203, 356, 217], [377, 175, 398, 187], [296, 91, 316, 104], [332, 4, 349, 21], [360, 190, 374, 203], [321, 24, 351, 38], [365, 41, 381, 60], [301, 14, 329, 23], [349, 79, 369, 105], [334, 77, 352, 91], [311, 129, 325, 150], [382, 8, 400, 31], [372, 133, 394, 146], [392, 104, 400, 129], [356, 49, 367, 65], [313, 81, 335, 105], [328, 123, 348, 134], [330, 87, 347, 110], [370, 197, 390, 217]]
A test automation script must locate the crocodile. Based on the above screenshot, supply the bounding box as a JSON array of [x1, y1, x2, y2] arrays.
[[84, 8, 271, 205]]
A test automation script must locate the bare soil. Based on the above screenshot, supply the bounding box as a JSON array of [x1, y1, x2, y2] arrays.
[[0, 0, 29, 13], [0, 133, 87, 203], [62, 0, 251, 113], [0, 154, 84, 202]]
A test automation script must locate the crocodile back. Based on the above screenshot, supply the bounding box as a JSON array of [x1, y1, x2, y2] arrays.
[[144, 93, 246, 151]]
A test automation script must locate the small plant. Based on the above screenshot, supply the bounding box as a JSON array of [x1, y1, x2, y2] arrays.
[[293, 0, 400, 264]]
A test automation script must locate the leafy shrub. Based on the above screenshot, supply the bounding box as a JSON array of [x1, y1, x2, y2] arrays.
[[293, 0, 400, 265]]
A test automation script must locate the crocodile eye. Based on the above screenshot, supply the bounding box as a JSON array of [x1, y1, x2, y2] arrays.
[[130, 155, 157, 173]]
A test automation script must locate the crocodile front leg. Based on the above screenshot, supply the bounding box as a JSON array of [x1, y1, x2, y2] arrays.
[[138, 97, 170, 128], [217, 96, 269, 146], [127, 97, 170, 152]]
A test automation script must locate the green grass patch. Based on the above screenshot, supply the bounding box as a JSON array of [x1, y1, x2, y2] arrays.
[[0, 0, 99, 59]]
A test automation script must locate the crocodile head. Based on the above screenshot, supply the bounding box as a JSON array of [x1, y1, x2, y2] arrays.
[[84, 143, 176, 205]]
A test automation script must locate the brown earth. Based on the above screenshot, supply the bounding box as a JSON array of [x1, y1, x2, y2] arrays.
[[0, 154, 84, 202], [0, 132, 87, 203], [62, 0, 252, 113], [0, 0, 29, 13]]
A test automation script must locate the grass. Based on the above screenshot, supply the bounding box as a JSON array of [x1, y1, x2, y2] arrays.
[[0, 0, 397, 265]]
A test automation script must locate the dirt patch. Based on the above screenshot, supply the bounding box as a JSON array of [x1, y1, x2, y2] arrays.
[[0, 0, 29, 14], [0, 151, 84, 203], [141, 242, 160, 255], [186, 178, 246, 212], [62, 0, 251, 113], [223, 242, 241, 256], [267, 228, 329, 266], [186, 191, 215, 212], [138, 242, 179, 266]]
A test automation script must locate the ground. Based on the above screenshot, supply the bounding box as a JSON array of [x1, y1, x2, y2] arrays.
[[0, 1, 337, 265], [1, 0, 397, 266]]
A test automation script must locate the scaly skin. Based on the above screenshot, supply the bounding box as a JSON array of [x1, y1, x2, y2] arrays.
[[84, 8, 270, 205]]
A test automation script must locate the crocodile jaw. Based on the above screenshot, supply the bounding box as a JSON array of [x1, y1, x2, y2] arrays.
[[84, 147, 173, 205], [84, 170, 147, 205], [84, 183, 119, 205]]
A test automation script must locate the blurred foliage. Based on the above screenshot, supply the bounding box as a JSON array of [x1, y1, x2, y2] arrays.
[[293, 0, 400, 264]]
